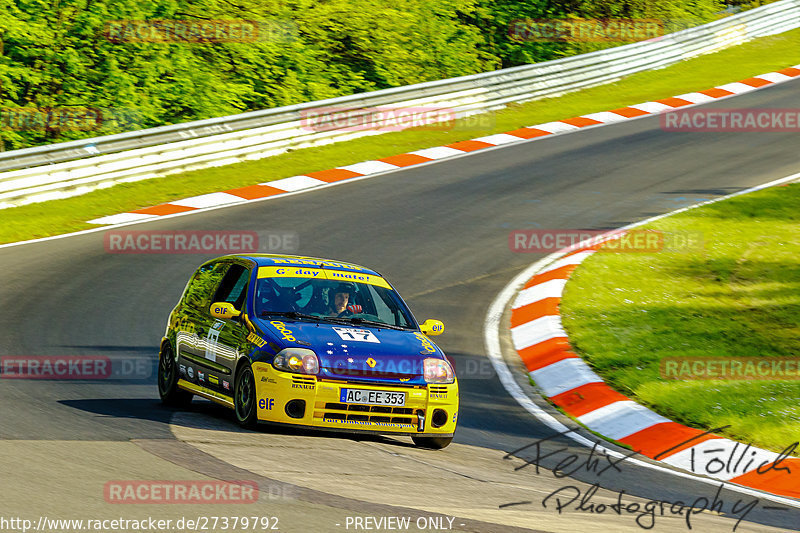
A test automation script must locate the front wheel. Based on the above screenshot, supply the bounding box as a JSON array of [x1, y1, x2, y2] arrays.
[[234, 362, 258, 428], [412, 436, 452, 449], [157, 345, 192, 407]]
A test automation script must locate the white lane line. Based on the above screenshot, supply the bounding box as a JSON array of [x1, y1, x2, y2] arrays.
[[715, 82, 757, 94], [531, 121, 580, 134], [582, 112, 629, 123], [87, 213, 158, 225], [577, 401, 671, 441], [629, 102, 675, 113], [513, 278, 567, 308], [338, 161, 398, 175], [673, 92, 717, 104], [472, 133, 525, 145], [530, 358, 604, 397], [171, 192, 245, 209], [510, 315, 566, 351], [266, 176, 327, 191], [754, 72, 791, 83], [409, 146, 465, 159]]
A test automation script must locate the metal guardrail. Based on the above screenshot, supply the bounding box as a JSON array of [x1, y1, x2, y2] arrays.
[[1, 0, 799, 208]]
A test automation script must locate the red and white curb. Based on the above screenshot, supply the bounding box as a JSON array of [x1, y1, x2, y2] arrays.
[[498, 173, 800, 501], [88, 65, 800, 226]]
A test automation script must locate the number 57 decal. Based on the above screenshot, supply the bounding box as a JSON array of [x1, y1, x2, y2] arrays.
[[332, 327, 380, 343]]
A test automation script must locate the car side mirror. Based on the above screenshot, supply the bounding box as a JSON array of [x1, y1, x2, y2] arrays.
[[419, 319, 444, 336], [210, 302, 241, 319]]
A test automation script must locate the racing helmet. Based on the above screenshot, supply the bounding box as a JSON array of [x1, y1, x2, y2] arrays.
[[328, 282, 355, 307], [333, 282, 355, 296]]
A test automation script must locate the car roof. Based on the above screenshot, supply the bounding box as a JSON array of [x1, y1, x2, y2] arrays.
[[226, 254, 383, 277]]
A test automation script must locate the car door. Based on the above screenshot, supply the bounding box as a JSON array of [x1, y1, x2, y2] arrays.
[[202, 261, 252, 396], [176, 260, 228, 385]]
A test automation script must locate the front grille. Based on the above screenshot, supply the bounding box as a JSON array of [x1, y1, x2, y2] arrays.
[[429, 385, 448, 394], [323, 402, 413, 414], [292, 376, 316, 385], [319, 402, 420, 424]]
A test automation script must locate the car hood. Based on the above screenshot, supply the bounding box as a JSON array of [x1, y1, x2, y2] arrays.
[[255, 318, 444, 385]]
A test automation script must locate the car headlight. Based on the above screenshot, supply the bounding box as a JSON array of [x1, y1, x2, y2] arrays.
[[423, 357, 454, 384], [273, 348, 319, 375]]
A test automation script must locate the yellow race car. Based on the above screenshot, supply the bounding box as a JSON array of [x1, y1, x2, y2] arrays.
[[158, 254, 458, 448]]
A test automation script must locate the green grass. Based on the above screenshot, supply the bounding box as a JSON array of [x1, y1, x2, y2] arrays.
[[4, 28, 800, 244], [560, 184, 800, 452]]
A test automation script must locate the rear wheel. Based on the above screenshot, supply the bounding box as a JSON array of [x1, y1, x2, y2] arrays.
[[412, 436, 453, 449], [234, 362, 258, 428], [157, 345, 192, 407]]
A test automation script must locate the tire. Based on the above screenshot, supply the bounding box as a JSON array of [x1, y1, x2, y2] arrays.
[[412, 436, 453, 449], [234, 362, 258, 428], [158, 344, 192, 407]]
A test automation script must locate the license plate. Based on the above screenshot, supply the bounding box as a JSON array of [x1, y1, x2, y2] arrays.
[[340, 388, 406, 406]]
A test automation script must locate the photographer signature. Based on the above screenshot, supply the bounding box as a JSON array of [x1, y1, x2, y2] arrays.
[[499, 427, 794, 531]]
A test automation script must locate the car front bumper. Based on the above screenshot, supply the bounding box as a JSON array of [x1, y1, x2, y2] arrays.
[[252, 362, 458, 436]]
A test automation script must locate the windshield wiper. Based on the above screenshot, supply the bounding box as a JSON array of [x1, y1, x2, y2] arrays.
[[260, 311, 325, 321], [325, 316, 407, 330], [261, 312, 407, 330]]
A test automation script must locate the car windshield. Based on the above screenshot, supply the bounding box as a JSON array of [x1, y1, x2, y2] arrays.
[[255, 272, 416, 329]]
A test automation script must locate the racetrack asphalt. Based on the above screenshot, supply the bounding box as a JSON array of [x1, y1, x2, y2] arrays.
[[0, 77, 798, 532]]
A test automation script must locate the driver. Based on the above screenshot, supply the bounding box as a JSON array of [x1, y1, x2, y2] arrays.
[[326, 283, 361, 316]]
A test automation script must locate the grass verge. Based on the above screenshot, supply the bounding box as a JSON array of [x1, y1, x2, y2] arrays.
[[560, 183, 800, 452], [3, 28, 800, 244]]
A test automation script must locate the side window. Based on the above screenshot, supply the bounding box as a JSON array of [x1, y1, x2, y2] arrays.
[[183, 262, 228, 311], [211, 264, 250, 311], [372, 285, 413, 328], [370, 286, 393, 319]]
